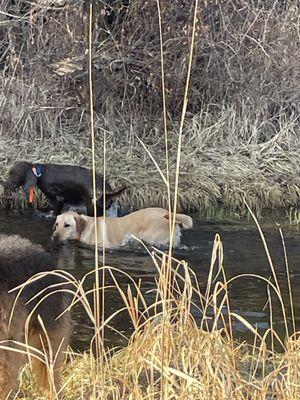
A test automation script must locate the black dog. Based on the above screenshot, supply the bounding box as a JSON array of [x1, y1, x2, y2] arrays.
[[0, 234, 71, 397], [3, 161, 125, 216]]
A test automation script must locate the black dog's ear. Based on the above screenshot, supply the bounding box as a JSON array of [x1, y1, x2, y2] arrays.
[[23, 167, 37, 192], [96, 187, 126, 214]]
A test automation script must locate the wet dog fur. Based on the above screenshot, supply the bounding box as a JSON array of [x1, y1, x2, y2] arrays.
[[52, 208, 193, 248], [0, 235, 71, 398]]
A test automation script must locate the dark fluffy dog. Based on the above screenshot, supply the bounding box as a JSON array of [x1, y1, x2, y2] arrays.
[[3, 161, 125, 216], [0, 235, 71, 398]]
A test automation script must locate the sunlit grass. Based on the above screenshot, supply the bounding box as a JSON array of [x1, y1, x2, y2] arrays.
[[7, 229, 299, 400], [1, 2, 300, 399], [0, 1, 299, 213]]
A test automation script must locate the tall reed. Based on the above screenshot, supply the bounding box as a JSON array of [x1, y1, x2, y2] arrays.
[[0, 2, 299, 399]]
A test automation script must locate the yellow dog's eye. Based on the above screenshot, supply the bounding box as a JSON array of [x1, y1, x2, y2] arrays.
[[64, 223, 70, 228]]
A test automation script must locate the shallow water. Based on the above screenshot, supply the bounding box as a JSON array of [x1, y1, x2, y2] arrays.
[[0, 210, 300, 351]]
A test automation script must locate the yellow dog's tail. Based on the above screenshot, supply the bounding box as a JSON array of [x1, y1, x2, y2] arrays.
[[164, 212, 193, 229]]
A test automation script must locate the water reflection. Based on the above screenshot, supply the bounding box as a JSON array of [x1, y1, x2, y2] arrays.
[[0, 210, 299, 351]]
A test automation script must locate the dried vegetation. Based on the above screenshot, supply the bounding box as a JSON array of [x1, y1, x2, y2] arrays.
[[0, 0, 299, 212], [9, 232, 300, 400]]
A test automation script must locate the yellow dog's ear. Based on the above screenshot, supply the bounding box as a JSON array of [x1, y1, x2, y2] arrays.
[[164, 212, 193, 229], [164, 213, 181, 225], [74, 215, 86, 239]]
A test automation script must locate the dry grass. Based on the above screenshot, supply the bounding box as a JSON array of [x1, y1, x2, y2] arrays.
[[1, 107, 300, 214], [6, 230, 299, 400], [1, 2, 300, 399], [0, 1, 299, 213]]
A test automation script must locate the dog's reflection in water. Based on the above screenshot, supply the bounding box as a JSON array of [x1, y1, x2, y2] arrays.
[[55, 241, 104, 271]]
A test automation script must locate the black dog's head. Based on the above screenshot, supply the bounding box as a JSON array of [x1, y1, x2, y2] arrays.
[[96, 186, 126, 212], [2, 161, 37, 193]]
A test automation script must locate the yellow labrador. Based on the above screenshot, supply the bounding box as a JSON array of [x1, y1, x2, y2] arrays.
[[52, 208, 193, 248]]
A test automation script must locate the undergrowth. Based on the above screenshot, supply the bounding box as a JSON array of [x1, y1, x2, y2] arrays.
[[10, 231, 300, 400], [0, 1, 299, 212]]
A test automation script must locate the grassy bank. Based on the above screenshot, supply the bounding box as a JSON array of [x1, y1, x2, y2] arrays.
[[11, 231, 300, 400], [0, 1, 299, 213], [1, 2, 300, 399], [1, 106, 300, 214], [18, 324, 300, 399]]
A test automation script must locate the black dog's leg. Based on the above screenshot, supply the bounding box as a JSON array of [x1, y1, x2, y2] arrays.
[[53, 196, 65, 216], [86, 199, 94, 216], [86, 198, 104, 216], [96, 201, 106, 217]]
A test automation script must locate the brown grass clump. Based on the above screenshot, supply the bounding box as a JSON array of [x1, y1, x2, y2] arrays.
[[59, 329, 300, 400], [2, 2, 300, 399], [0, 1, 299, 213], [9, 231, 300, 400]]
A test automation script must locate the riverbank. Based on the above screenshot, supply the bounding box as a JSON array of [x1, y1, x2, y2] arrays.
[[0, 2, 299, 214], [17, 323, 300, 400], [12, 234, 300, 400], [1, 108, 299, 214]]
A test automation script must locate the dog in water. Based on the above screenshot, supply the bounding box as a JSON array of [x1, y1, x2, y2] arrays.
[[52, 208, 193, 248], [0, 235, 71, 398], [2, 161, 125, 216]]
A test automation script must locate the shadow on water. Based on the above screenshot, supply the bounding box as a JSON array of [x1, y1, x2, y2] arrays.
[[0, 210, 300, 351]]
